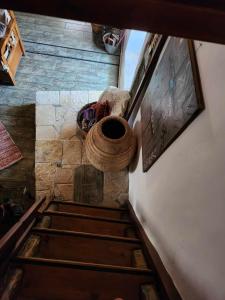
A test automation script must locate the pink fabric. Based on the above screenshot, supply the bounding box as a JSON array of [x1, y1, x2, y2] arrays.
[[0, 121, 23, 170]]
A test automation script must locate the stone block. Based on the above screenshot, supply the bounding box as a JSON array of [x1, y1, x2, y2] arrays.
[[101, 199, 120, 208], [104, 170, 129, 204], [70, 91, 89, 111], [62, 140, 82, 165], [36, 141, 63, 163], [36, 190, 51, 202], [36, 91, 60, 105], [55, 106, 78, 140], [36, 126, 58, 140], [55, 106, 77, 122], [35, 163, 57, 189], [58, 120, 77, 140], [36, 105, 55, 125], [36, 180, 53, 191], [54, 168, 73, 184], [59, 91, 71, 105], [55, 184, 73, 201]]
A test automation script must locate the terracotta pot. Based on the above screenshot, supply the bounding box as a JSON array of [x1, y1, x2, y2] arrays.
[[85, 116, 136, 172]]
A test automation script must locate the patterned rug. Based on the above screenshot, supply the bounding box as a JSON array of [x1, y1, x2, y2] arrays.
[[0, 121, 23, 170]]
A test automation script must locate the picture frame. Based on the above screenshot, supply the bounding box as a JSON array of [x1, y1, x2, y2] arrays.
[[141, 37, 204, 172]]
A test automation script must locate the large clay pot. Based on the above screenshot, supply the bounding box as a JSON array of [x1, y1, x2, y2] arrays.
[[85, 116, 136, 172]]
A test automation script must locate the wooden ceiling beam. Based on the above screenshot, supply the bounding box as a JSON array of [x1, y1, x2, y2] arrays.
[[2, 0, 225, 44]]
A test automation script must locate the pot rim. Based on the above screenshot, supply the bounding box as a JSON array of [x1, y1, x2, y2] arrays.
[[98, 116, 129, 143]]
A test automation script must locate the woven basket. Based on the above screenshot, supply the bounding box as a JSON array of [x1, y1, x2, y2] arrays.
[[77, 102, 97, 133]]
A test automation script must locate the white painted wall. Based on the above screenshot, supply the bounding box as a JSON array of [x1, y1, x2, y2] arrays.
[[129, 41, 225, 300]]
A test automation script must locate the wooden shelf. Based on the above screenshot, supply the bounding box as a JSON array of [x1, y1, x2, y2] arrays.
[[0, 10, 25, 85]]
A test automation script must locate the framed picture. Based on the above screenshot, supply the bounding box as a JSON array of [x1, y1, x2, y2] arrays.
[[125, 34, 167, 124], [141, 37, 204, 172]]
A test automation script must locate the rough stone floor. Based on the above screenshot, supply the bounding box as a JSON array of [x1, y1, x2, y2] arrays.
[[0, 12, 127, 207], [36, 91, 128, 207]]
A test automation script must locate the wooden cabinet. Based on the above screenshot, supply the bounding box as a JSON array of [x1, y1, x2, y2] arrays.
[[0, 10, 25, 85]]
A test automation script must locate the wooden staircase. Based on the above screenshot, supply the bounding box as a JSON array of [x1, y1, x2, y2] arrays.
[[0, 198, 169, 300]]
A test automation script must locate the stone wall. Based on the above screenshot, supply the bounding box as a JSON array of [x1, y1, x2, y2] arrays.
[[35, 91, 128, 207]]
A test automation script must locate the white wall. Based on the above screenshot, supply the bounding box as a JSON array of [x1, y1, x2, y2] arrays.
[[129, 41, 225, 300]]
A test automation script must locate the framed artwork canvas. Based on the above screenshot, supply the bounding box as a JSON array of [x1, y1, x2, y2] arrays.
[[141, 37, 204, 172]]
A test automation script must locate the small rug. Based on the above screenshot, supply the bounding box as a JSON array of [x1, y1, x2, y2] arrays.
[[0, 121, 23, 170]]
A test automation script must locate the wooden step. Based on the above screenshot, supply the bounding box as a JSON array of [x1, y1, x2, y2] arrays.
[[45, 210, 132, 224], [26, 228, 144, 268], [32, 227, 140, 243], [40, 212, 137, 238], [48, 200, 130, 220], [50, 200, 128, 211], [12, 257, 153, 300]]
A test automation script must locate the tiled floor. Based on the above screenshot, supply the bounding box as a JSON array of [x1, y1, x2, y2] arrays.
[[0, 12, 120, 202], [0, 12, 119, 105], [35, 91, 128, 206]]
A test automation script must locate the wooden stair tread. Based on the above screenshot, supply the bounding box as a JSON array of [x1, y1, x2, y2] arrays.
[[47, 200, 131, 221], [49, 200, 128, 211], [32, 227, 141, 243], [44, 210, 132, 224], [38, 213, 137, 238], [26, 229, 144, 268], [14, 256, 153, 275], [0, 196, 177, 299], [12, 261, 154, 300]]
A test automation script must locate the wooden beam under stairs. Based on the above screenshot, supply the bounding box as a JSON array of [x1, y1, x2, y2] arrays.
[[2, 0, 225, 44]]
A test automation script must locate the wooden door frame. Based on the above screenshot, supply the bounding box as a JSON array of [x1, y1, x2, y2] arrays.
[[2, 0, 225, 44]]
